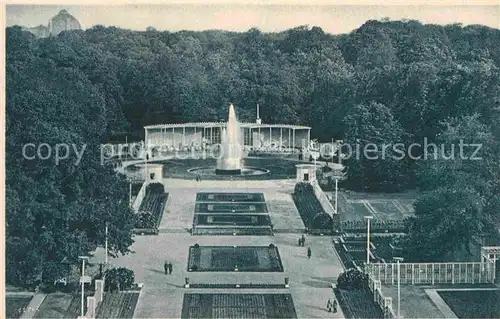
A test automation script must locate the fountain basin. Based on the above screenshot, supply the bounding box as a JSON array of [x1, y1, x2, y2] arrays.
[[188, 166, 269, 176], [215, 168, 242, 175]]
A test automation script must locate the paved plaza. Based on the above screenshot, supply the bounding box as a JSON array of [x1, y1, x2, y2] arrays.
[[108, 178, 345, 318]]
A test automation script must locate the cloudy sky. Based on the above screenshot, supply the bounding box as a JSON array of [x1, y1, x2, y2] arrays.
[[5, 1, 499, 34]]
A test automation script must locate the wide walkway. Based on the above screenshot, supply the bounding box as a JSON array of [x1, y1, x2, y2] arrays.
[[160, 181, 304, 233], [110, 178, 344, 318], [109, 233, 345, 318]]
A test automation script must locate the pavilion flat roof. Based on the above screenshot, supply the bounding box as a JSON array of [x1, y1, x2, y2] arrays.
[[144, 122, 311, 130]]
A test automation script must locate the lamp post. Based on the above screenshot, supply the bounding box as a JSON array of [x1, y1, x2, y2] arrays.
[[105, 223, 109, 264], [364, 216, 374, 265], [394, 257, 404, 319], [337, 140, 343, 166], [145, 150, 148, 181], [334, 178, 339, 214], [78, 256, 90, 318], [129, 181, 132, 206]]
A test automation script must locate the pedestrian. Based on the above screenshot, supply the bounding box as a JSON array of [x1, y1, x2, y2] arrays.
[[327, 298, 332, 312], [168, 262, 173, 275], [333, 299, 338, 313], [164, 261, 168, 275], [307, 247, 312, 259], [298, 238, 302, 246], [301, 234, 306, 246]]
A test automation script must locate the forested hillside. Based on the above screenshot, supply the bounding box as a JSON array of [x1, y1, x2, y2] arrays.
[[6, 19, 500, 277]]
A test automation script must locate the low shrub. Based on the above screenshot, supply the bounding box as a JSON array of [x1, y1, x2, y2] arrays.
[[189, 265, 198, 271], [40, 283, 57, 293], [104, 267, 135, 292], [337, 268, 366, 290], [147, 182, 164, 194], [294, 182, 313, 194], [311, 212, 333, 229], [135, 211, 155, 229]]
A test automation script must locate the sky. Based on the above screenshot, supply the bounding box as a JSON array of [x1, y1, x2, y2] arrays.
[[5, 2, 500, 35]]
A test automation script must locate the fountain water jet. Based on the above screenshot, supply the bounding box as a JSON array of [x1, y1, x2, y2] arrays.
[[216, 104, 242, 175]]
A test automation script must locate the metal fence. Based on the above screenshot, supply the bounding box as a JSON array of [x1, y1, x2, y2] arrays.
[[366, 261, 495, 285], [341, 219, 408, 232]]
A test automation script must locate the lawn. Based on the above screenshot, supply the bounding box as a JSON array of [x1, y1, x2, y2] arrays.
[[181, 293, 297, 319], [194, 214, 271, 227], [195, 202, 268, 214], [370, 202, 406, 220], [5, 296, 33, 319], [438, 289, 500, 319], [187, 246, 283, 272], [338, 191, 417, 224], [196, 192, 265, 203], [350, 203, 373, 220]]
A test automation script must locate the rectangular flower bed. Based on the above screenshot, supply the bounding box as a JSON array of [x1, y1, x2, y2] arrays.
[[194, 214, 271, 227], [196, 192, 265, 203], [181, 293, 297, 319], [195, 202, 268, 214], [187, 245, 284, 272]]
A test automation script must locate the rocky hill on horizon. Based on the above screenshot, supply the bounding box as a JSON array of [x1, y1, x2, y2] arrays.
[[21, 9, 81, 37]]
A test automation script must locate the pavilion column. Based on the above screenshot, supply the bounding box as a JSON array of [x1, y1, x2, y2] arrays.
[[308, 129, 311, 149], [288, 128, 291, 149], [183, 127, 186, 146], [211, 127, 213, 144], [172, 127, 175, 148], [258, 127, 261, 147], [292, 129, 295, 149], [269, 127, 272, 145], [144, 128, 148, 152], [249, 128, 252, 147], [194, 127, 196, 146], [280, 128, 283, 149]]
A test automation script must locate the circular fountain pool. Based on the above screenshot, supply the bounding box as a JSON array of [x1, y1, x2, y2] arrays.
[[123, 158, 306, 180], [188, 166, 269, 176]]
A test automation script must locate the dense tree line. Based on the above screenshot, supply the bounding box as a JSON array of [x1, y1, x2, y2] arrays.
[[11, 19, 500, 192], [6, 27, 136, 287], [6, 18, 500, 279], [403, 114, 500, 261]]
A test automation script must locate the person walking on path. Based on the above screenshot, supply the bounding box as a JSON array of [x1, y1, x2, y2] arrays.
[[307, 247, 312, 259], [164, 261, 169, 275], [333, 299, 338, 313], [301, 234, 305, 246], [298, 238, 302, 246], [168, 262, 173, 275], [327, 298, 332, 312]]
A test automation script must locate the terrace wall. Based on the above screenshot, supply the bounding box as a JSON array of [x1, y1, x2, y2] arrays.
[[132, 181, 148, 213], [366, 261, 496, 285], [367, 276, 397, 319], [312, 181, 340, 229], [84, 278, 105, 319]]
